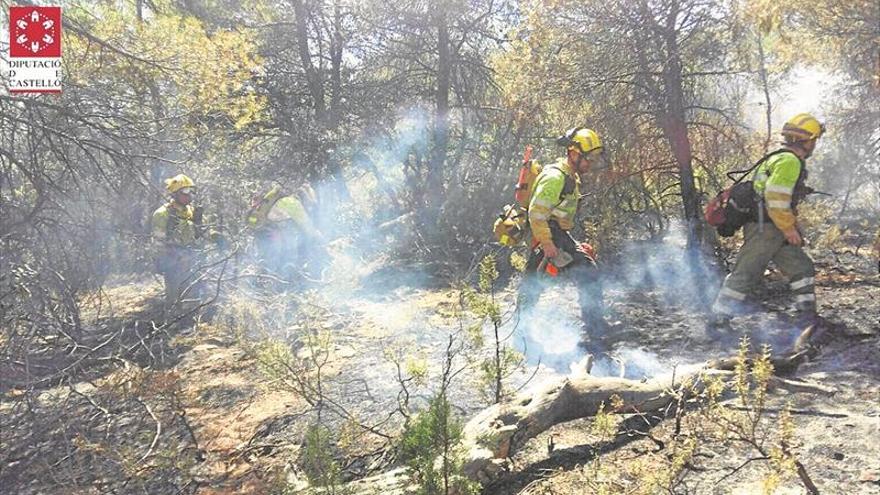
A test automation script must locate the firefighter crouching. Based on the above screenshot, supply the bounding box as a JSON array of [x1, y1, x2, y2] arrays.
[[518, 127, 609, 339], [151, 174, 217, 311], [247, 183, 327, 282]]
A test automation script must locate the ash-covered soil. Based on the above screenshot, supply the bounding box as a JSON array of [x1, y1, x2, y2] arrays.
[[3, 246, 877, 494], [178, 246, 878, 494], [484, 249, 880, 495]]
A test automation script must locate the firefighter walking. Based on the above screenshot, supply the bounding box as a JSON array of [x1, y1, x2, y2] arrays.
[[519, 127, 608, 338], [709, 113, 828, 330]]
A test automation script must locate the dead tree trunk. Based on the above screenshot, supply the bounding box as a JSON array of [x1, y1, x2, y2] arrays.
[[291, 0, 351, 207], [345, 363, 720, 495], [426, 8, 451, 222], [659, 2, 701, 251], [459, 326, 829, 485]]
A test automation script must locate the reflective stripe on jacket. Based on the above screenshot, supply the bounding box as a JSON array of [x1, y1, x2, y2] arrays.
[[752, 150, 805, 232], [528, 158, 580, 244]]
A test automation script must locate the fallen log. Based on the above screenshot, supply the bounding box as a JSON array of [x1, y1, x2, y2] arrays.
[[344, 323, 836, 492], [457, 364, 718, 484], [458, 323, 835, 486]]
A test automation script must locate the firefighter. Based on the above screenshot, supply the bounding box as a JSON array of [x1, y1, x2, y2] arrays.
[[519, 127, 608, 339], [247, 183, 326, 281], [151, 174, 210, 310], [709, 113, 827, 330]]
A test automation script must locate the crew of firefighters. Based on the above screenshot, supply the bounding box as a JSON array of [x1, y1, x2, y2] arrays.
[[152, 113, 878, 350], [150, 176, 326, 311]]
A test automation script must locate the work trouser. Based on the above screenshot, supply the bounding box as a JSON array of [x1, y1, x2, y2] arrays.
[[158, 247, 202, 310], [712, 221, 816, 317], [255, 226, 327, 281], [255, 226, 300, 279], [519, 222, 606, 333]]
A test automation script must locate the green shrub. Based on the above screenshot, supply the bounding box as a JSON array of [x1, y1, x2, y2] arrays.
[[300, 425, 349, 494], [398, 395, 478, 495]]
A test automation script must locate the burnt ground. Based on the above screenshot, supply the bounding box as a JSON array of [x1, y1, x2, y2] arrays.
[[484, 337, 880, 495], [2, 247, 878, 494], [484, 250, 880, 495]]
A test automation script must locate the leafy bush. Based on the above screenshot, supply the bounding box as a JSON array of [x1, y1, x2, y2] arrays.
[[461, 254, 524, 404]]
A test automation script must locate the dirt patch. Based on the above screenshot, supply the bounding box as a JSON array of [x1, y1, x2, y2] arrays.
[[172, 331, 306, 492]]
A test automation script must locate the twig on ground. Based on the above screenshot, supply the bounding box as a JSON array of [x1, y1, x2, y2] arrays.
[[137, 397, 162, 464], [715, 456, 770, 484]]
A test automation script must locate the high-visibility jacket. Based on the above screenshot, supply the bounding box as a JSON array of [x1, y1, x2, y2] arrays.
[[752, 150, 806, 232], [248, 190, 319, 238], [528, 158, 580, 244], [152, 201, 198, 248]]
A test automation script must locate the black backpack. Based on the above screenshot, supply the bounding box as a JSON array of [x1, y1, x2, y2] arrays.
[[704, 150, 790, 237]]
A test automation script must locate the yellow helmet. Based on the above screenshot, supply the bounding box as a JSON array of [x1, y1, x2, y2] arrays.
[[164, 174, 195, 193], [559, 127, 603, 154], [781, 113, 825, 141]]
